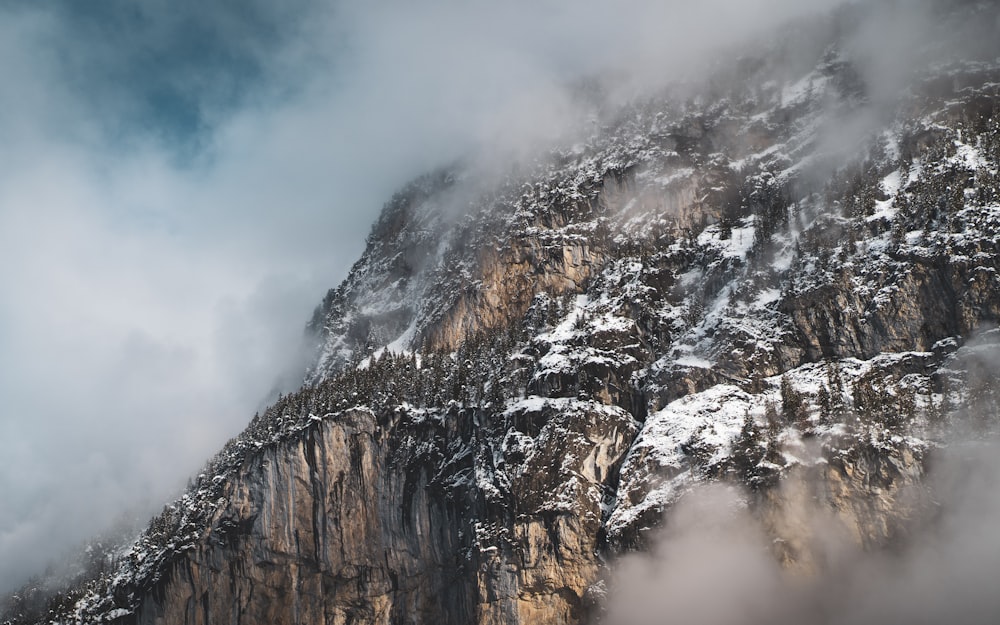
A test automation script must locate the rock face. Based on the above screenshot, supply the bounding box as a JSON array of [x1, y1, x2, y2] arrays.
[[133, 400, 637, 625], [138, 410, 476, 625], [5, 3, 1000, 625]]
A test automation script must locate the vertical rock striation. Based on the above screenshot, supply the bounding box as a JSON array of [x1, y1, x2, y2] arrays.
[[134, 400, 637, 625]]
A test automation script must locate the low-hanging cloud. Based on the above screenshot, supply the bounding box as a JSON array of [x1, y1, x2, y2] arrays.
[[606, 333, 1000, 625], [0, 0, 984, 597], [604, 442, 1000, 625]]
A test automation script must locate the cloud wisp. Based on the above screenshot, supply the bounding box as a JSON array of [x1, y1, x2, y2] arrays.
[[605, 333, 1000, 625], [604, 439, 1000, 625]]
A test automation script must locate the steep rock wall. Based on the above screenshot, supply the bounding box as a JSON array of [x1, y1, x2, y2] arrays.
[[134, 401, 638, 625]]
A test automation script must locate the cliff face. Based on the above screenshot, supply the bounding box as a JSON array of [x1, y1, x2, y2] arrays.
[[130, 399, 635, 625], [6, 3, 1000, 625], [136, 409, 476, 625], [130, 402, 929, 625]]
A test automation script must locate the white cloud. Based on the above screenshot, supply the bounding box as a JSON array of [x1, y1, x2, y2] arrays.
[[605, 441, 1000, 625]]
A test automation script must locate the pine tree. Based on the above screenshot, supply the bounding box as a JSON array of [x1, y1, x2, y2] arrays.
[[780, 374, 805, 424], [818, 385, 833, 425], [732, 412, 768, 490]]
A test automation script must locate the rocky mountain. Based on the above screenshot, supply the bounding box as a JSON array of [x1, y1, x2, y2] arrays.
[[4, 1, 1000, 624]]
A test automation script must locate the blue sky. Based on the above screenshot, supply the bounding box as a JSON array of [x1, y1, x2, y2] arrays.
[[0, 0, 860, 594]]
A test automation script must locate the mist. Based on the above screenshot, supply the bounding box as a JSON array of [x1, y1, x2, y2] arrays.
[[605, 335, 1000, 625], [604, 440, 1000, 625], [0, 0, 986, 597]]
